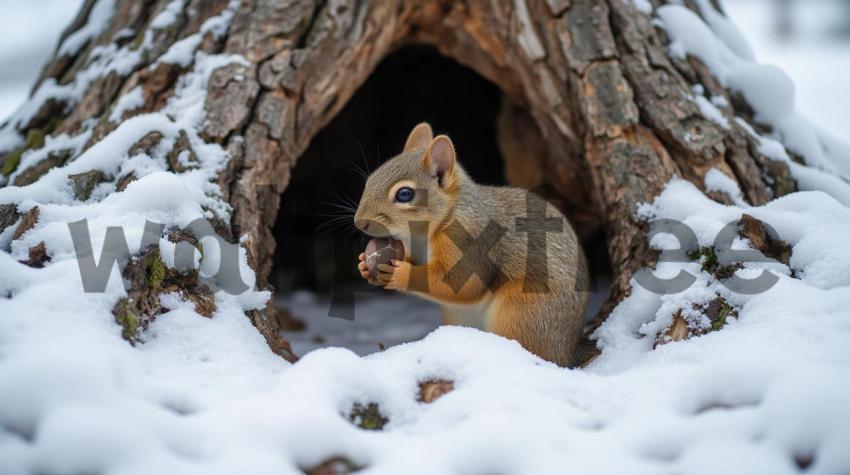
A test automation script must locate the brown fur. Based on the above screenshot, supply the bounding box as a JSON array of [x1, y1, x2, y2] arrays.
[[355, 123, 589, 366]]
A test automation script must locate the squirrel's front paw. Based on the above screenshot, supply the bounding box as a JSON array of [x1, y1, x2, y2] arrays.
[[357, 253, 382, 286], [376, 260, 411, 291]]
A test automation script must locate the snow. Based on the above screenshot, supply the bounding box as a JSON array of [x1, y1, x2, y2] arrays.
[[280, 292, 442, 356], [199, 0, 240, 39], [723, 0, 850, 140], [735, 116, 850, 207], [727, 62, 796, 122], [57, 0, 116, 57], [158, 35, 203, 67], [108, 86, 145, 123], [4, 210, 850, 472], [149, 0, 186, 30], [703, 167, 746, 206], [0, 0, 241, 155], [1, 1, 850, 474], [633, 0, 653, 15], [658, 3, 850, 183], [662, 2, 850, 205], [787, 161, 850, 207], [4, 185, 850, 472], [279, 284, 610, 357], [601, 180, 850, 350], [157, 0, 239, 67], [695, 0, 755, 61], [692, 84, 730, 129], [0, 39, 147, 151]]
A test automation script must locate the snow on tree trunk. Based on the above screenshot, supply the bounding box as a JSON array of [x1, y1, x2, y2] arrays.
[[0, 0, 826, 359]]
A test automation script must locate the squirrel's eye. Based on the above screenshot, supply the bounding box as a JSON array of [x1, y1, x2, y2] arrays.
[[395, 186, 415, 203]]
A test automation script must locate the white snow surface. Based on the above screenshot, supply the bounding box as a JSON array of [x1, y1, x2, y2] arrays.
[[692, 84, 730, 130], [279, 292, 442, 357], [3, 177, 850, 474], [633, 0, 653, 15], [149, 0, 187, 30], [1, 1, 850, 474], [703, 167, 746, 206]]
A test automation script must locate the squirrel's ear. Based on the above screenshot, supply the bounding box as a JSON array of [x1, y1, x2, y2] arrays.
[[404, 122, 433, 152], [424, 135, 456, 187]]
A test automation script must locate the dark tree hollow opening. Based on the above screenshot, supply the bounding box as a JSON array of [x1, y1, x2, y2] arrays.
[[270, 45, 506, 295], [269, 46, 611, 349]]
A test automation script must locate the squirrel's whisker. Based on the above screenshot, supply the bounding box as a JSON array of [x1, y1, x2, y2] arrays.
[[347, 161, 368, 180], [355, 139, 371, 175]]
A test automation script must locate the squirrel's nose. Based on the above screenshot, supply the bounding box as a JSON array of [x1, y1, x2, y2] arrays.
[[354, 219, 370, 232]]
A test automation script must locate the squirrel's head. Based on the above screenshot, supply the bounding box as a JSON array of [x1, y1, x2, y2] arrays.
[[354, 122, 460, 240]]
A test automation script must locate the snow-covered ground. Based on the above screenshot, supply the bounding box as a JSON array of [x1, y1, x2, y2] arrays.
[[1, 1, 850, 474], [4, 178, 850, 474], [278, 277, 610, 356], [279, 292, 442, 356]]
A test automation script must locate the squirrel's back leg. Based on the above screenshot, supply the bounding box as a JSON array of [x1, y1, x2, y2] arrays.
[[487, 281, 585, 367], [442, 301, 492, 330]]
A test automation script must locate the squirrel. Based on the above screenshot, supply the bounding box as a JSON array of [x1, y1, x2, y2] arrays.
[[354, 123, 589, 367]]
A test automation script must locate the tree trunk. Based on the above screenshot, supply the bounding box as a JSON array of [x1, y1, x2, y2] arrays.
[[0, 0, 798, 358]]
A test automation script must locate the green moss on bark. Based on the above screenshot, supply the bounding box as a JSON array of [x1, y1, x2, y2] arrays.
[[1, 129, 45, 176], [688, 246, 718, 274], [348, 403, 388, 431], [710, 299, 736, 332], [146, 248, 166, 290], [113, 298, 140, 343]]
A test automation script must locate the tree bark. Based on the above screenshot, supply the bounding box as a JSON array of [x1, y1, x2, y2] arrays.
[[0, 0, 797, 357]]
